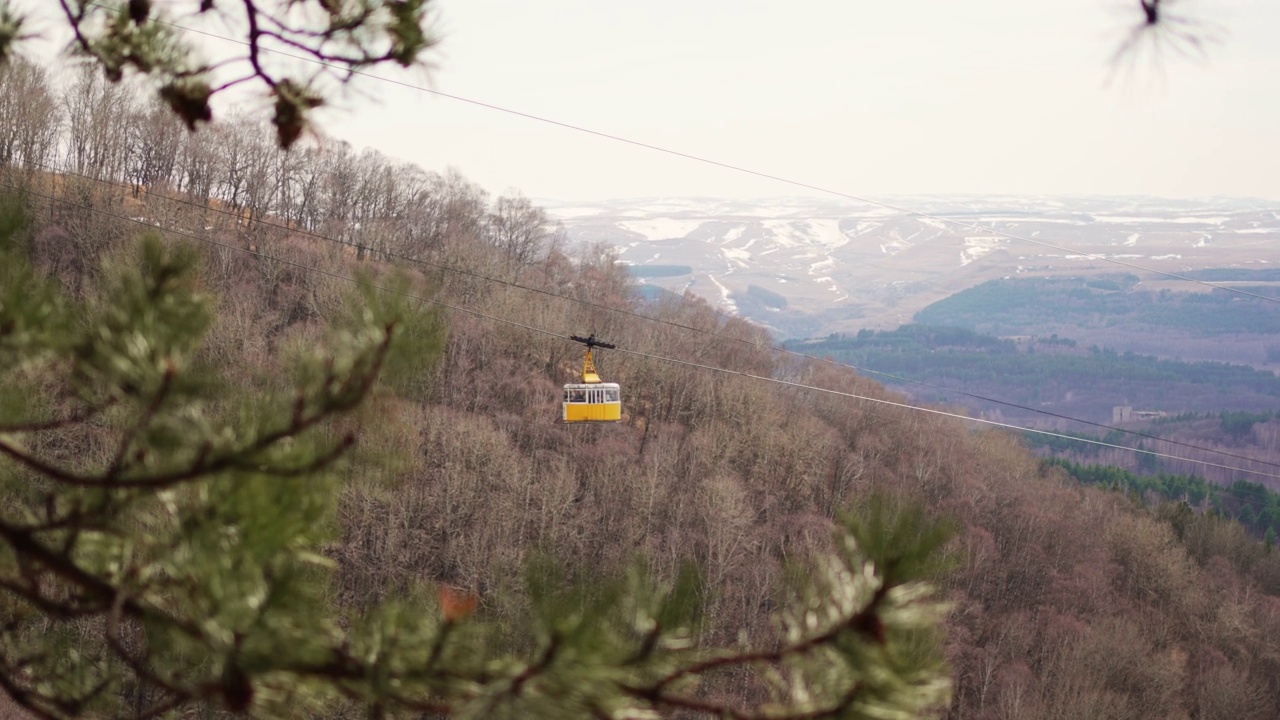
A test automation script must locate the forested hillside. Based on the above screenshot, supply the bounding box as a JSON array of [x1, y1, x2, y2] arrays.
[[1047, 460, 1280, 544], [790, 324, 1280, 485], [799, 325, 1280, 412], [914, 275, 1280, 368], [4, 60, 1280, 719], [917, 274, 1280, 336]]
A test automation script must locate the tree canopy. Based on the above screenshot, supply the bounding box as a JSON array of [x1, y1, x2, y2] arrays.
[[0, 194, 953, 718]]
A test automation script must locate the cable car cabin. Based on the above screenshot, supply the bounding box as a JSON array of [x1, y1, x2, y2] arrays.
[[563, 335, 622, 423], [563, 382, 622, 423]]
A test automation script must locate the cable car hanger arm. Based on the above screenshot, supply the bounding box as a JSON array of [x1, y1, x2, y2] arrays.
[[569, 334, 617, 350]]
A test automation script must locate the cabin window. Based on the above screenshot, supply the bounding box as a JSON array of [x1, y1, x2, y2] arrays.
[[605, 388, 619, 402]]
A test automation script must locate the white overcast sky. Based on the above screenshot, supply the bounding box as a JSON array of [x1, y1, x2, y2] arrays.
[[311, 0, 1280, 203], [20, 0, 1280, 202]]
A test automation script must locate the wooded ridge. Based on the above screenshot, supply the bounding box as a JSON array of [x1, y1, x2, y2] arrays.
[[2, 60, 1280, 719]]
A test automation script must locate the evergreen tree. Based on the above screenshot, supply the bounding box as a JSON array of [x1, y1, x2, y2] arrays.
[[0, 196, 953, 718], [0, 0, 438, 147]]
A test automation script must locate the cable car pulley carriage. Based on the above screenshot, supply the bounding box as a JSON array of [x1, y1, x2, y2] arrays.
[[563, 334, 621, 423]]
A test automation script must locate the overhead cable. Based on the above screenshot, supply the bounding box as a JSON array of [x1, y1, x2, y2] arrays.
[[30, 162, 1280, 476], [140, 12, 1280, 307], [9, 180, 1280, 485]]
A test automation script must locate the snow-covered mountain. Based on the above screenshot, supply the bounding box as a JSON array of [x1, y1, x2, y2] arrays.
[[544, 196, 1280, 339]]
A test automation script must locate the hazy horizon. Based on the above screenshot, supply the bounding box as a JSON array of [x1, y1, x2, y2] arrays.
[[320, 0, 1280, 203], [11, 0, 1280, 204]]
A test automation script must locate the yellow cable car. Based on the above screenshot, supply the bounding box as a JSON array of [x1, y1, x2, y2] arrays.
[[563, 335, 622, 423]]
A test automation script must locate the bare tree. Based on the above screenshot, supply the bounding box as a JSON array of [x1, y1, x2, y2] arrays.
[[488, 192, 552, 272], [173, 116, 217, 207], [61, 65, 136, 182], [123, 101, 183, 196], [0, 58, 60, 175]]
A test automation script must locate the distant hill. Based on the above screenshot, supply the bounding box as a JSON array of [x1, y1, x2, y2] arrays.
[[914, 273, 1280, 369], [916, 273, 1280, 347], [548, 195, 1280, 340]]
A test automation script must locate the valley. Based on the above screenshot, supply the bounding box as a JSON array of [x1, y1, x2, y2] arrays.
[[554, 195, 1280, 492], [549, 195, 1280, 346]]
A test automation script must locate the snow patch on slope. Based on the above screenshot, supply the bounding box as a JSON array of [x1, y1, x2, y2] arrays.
[[849, 220, 882, 237], [808, 258, 836, 275], [722, 247, 751, 266], [961, 237, 1005, 266], [706, 274, 738, 312], [761, 219, 849, 250], [616, 218, 707, 240]]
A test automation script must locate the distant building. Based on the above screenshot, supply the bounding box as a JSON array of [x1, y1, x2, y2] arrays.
[[1113, 406, 1165, 423]]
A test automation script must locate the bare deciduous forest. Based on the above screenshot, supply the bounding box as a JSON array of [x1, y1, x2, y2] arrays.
[[3, 59, 1280, 719]]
